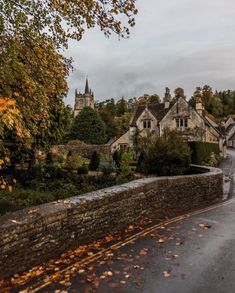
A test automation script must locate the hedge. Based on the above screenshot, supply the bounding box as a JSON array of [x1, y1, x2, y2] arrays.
[[188, 141, 220, 165]]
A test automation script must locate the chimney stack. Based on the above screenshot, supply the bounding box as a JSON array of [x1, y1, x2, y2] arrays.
[[164, 87, 171, 109]]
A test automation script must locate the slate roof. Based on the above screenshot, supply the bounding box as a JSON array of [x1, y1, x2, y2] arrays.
[[130, 103, 173, 126], [226, 123, 235, 133], [230, 132, 235, 140], [216, 125, 227, 136]]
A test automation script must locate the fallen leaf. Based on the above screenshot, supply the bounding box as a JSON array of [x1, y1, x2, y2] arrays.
[[158, 238, 165, 243], [139, 248, 148, 255], [163, 271, 170, 278]]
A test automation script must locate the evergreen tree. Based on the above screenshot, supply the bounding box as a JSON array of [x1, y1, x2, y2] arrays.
[[149, 94, 160, 104], [106, 99, 116, 116], [174, 88, 186, 99], [99, 108, 118, 139], [89, 151, 100, 171], [116, 97, 128, 116], [69, 107, 107, 144]]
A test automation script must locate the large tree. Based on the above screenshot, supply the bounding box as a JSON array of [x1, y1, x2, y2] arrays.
[[69, 107, 107, 144], [0, 35, 72, 166], [98, 108, 118, 139], [0, 0, 138, 48], [0, 0, 137, 165]]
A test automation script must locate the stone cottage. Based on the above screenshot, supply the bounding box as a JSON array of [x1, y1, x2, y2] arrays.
[[222, 117, 235, 148], [111, 88, 226, 156]]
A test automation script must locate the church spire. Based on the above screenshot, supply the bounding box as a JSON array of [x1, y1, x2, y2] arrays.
[[85, 77, 89, 94]]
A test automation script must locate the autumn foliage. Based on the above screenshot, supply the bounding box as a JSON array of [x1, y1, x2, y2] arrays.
[[0, 0, 138, 48]]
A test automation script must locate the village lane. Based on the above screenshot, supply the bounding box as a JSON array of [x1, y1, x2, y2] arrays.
[[219, 148, 235, 198], [34, 198, 234, 293]]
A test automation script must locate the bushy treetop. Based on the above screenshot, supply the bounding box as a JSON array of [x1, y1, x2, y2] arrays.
[[69, 107, 107, 145]]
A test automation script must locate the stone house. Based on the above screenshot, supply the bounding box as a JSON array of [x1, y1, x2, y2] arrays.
[[111, 88, 226, 156], [223, 117, 235, 148]]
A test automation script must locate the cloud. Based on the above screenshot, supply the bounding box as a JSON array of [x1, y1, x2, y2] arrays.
[[64, 0, 235, 106]]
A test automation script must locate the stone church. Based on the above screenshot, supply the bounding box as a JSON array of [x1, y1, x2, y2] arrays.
[[74, 78, 94, 116], [111, 88, 226, 156]]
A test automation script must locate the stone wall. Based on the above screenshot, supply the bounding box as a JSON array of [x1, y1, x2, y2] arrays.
[[0, 166, 223, 279], [52, 143, 111, 158]]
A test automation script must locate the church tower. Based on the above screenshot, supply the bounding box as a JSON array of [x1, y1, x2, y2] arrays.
[[74, 78, 95, 116]]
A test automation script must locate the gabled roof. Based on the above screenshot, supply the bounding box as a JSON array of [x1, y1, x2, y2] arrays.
[[230, 132, 235, 140], [216, 125, 227, 136], [226, 123, 235, 133], [130, 103, 173, 126], [205, 115, 218, 128], [225, 117, 235, 129], [203, 116, 225, 138]]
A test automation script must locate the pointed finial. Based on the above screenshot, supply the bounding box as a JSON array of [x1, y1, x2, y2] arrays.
[[85, 77, 89, 94]]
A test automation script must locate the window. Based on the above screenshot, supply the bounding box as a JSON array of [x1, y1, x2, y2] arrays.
[[119, 144, 128, 149], [176, 118, 188, 128], [143, 120, 151, 129]]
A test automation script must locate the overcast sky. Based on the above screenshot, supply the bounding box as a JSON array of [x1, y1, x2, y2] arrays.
[[65, 0, 235, 107]]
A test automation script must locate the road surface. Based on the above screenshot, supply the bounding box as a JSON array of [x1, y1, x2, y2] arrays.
[[219, 148, 235, 198], [1, 150, 235, 293]]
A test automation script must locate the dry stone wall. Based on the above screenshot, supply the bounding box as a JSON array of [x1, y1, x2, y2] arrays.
[[52, 144, 111, 158], [0, 166, 223, 278]]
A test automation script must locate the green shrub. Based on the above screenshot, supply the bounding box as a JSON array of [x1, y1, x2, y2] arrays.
[[112, 150, 122, 168], [136, 151, 145, 172], [117, 149, 134, 180], [188, 141, 220, 165], [89, 151, 100, 171], [51, 152, 67, 169], [77, 165, 89, 175], [64, 154, 89, 170], [139, 130, 191, 176], [43, 164, 63, 179], [99, 155, 117, 175]]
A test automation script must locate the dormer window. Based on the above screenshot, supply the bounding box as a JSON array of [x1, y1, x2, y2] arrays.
[[176, 118, 188, 128], [143, 120, 151, 129]]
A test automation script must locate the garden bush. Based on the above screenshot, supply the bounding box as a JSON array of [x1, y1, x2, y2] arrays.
[[89, 151, 100, 171], [138, 130, 191, 176], [99, 155, 117, 175], [64, 154, 89, 170], [77, 165, 89, 175], [188, 141, 220, 165], [117, 149, 134, 181], [112, 150, 122, 168]]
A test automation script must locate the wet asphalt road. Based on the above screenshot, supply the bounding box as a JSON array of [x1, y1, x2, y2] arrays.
[[39, 198, 234, 293], [219, 148, 235, 198], [3, 150, 235, 293]]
